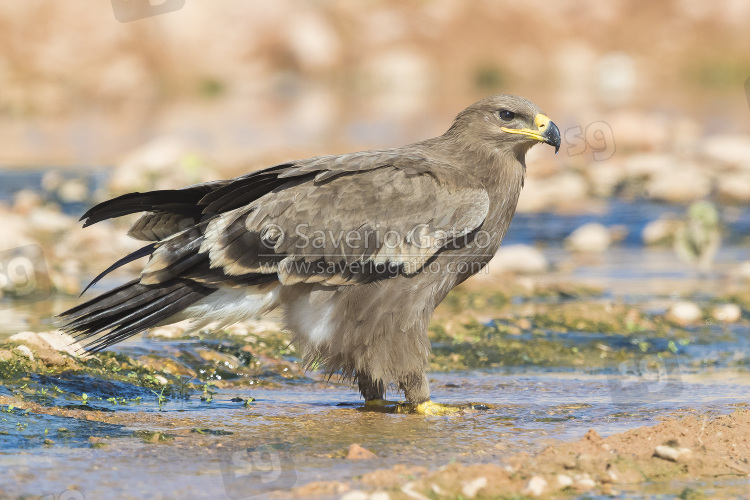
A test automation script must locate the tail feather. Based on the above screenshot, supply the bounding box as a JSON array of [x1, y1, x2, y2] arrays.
[[59, 279, 215, 353]]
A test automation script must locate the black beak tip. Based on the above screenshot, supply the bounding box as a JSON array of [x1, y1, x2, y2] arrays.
[[544, 121, 561, 154]]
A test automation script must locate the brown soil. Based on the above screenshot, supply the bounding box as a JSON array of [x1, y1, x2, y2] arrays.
[[288, 408, 750, 498]]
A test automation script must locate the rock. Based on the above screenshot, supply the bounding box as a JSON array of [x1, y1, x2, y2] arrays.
[[646, 165, 711, 203], [0, 209, 37, 249], [654, 444, 692, 462], [622, 154, 675, 179], [153, 374, 169, 385], [13, 345, 34, 361], [642, 218, 680, 246], [401, 482, 430, 500], [7, 330, 85, 364], [12, 190, 43, 215], [340, 492, 369, 500], [667, 302, 702, 325], [565, 223, 611, 253], [28, 207, 76, 234], [369, 493, 391, 500], [739, 261, 750, 280], [700, 134, 750, 169], [607, 112, 671, 152], [587, 161, 624, 197], [110, 137, 218, 194], [717, 172, 750, 202], [346, 443, 377, 460], [285, 11, 340, 72], [522, 476, 547, 497], [460, 476, 487, 499], [36, 331, 84, 357], [711, 304, 742, 323], [57, 178, 89, 203], [517, 172, 589, 212], [574, 474, 596, 491], [556, 474, 574, 489], [490, 245, 549, 274]]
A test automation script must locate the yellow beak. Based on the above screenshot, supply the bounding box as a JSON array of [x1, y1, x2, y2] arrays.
[[501, 113, 561, 153]]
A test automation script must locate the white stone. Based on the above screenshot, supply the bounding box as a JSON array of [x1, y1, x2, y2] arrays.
[[711, 304, 742, 323], [8, 330, 84, 358], [36, 331, 83, 357], [57, 178, 89, 203], [668, 302, 702, 325], [654, 445, 692, 462], [461, 476, 487, 499], [575, 476, 596, 490], [13, 345, 34, 361], [517, 172, 588, 213], [401, 481, 430, 500], [556, 474, 574, 489], [369, 492, 391, 500], [739, 261, 750, 280], [522, 476, 548, 497], [646, 165, 711, 203], [28, 207, 76, 234], [587, 161, 624, 197], [642, 218, 680, 246], [565, 223, 611, 253], [285, 11, 340, 71], [622, 154, 675, 179], [340, 491, 369, 500], [700, 134, 750, 169], [490, 245, 549, 274], [717, 172, 750, 202]]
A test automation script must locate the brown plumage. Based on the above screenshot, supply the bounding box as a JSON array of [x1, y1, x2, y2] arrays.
[[59, 94, 560, 404]]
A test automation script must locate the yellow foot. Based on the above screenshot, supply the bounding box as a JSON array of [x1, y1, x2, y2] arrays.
[[396, 400, 462, 415]]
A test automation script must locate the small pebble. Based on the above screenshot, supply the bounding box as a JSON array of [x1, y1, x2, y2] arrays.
[[346, 443, 377, 460], [711, 303, 741, 323], [574, 474, 595, 490], [556, 474, 573, 489], [522, 476, 547, 497], [461, 476, 487, 499], [340, 491, 369, 500], [369, 492, 390, 500], [13, 345, 34, 361], [654, 444, 692, 462], [668, 301, 702, 325]]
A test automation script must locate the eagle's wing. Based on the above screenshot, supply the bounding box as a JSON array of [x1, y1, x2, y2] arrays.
[[140, 155, 489, 287]]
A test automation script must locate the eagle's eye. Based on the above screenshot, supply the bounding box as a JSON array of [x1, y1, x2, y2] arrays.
[[498, 110, 516, 121]]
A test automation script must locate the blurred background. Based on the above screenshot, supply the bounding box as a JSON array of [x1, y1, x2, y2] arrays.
[[2, 0, 750, 314]]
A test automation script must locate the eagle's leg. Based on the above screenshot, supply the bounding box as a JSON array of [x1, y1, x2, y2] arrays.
[[357, 373, 385, 401], [399, 372, 430, 404], [399, 372, 460, 415]]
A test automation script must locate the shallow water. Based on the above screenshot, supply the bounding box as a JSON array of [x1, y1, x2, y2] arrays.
[[2, 172, 750, 498], [2, 370, 749, 499]]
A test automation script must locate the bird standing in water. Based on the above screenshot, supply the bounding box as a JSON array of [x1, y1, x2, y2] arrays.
[[59, 95, 560, 413]]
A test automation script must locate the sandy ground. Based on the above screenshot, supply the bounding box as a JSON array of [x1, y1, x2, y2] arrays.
[[288, 409, 750, 499]]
